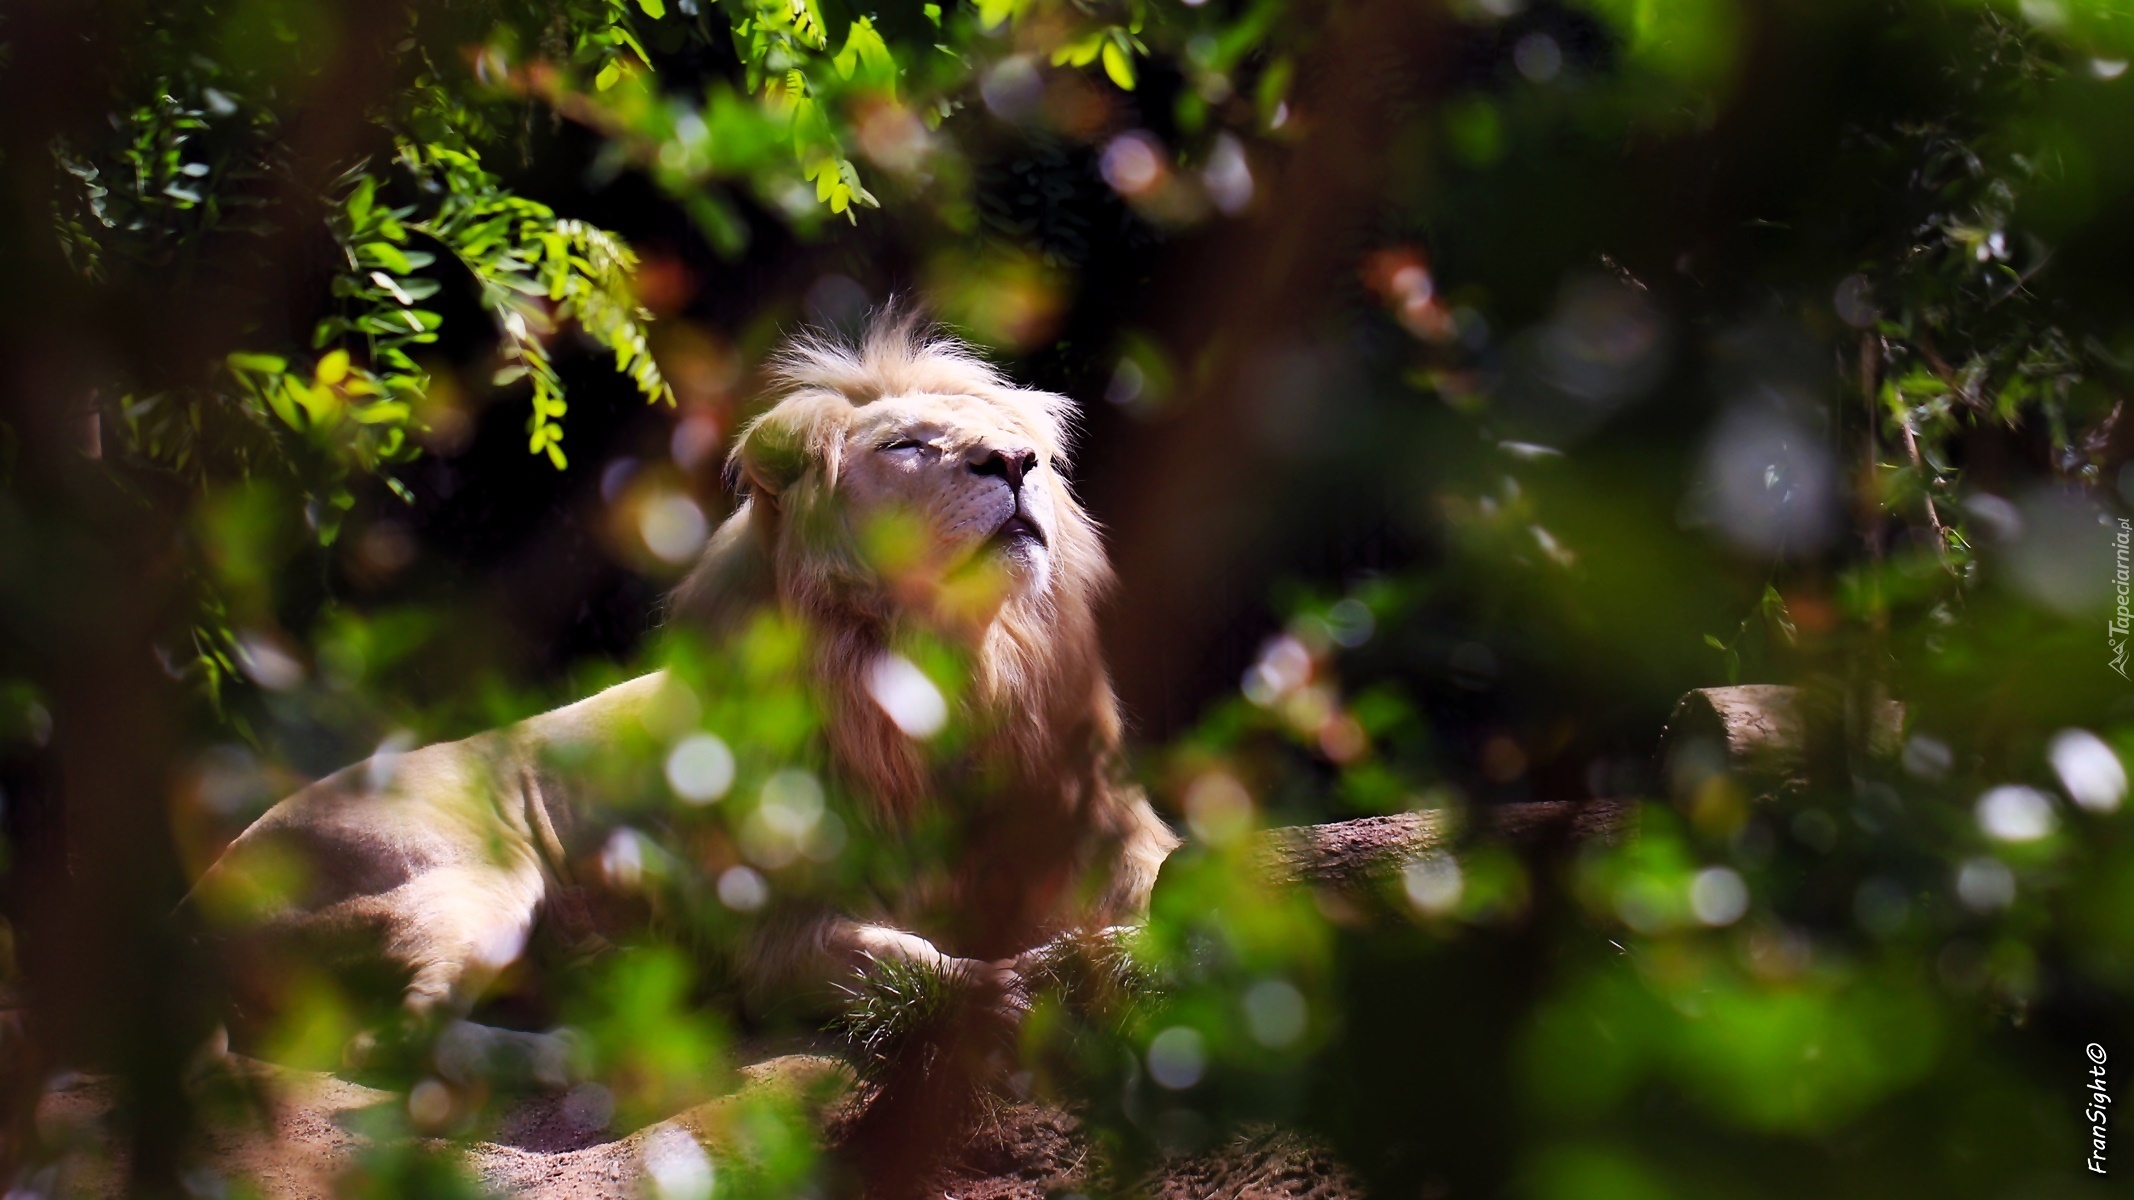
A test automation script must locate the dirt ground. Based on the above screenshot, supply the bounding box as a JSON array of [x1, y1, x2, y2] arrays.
[[27, 1055, 1360, 1199]]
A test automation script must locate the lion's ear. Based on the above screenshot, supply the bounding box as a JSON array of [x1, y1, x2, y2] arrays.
[[729, 401, 819, 503]]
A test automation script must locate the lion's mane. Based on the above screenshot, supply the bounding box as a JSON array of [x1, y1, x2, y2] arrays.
[[668, 315, 1170, 954]]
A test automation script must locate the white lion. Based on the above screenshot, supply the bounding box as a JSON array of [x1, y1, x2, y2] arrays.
[[190, 313, 1179, 1081]]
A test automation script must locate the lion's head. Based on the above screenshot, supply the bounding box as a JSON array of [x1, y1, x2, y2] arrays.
[[670, 313, 1121, 828]]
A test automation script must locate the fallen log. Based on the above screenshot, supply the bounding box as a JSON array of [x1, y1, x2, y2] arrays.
[[1244, 684, 1894, 889], [1660, 684, 1905, 800], [1250, 798, 1634, 889]]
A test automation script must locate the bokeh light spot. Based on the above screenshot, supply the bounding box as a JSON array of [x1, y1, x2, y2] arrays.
[[1404, 852, 1464, 916], [1955, 857, 2016, 912], [1696, 407, 1839, 558], [602, 828, 648, 889], [665, 733, 736, 805], [1242, 979, 1308, 1048], [1834, 273, 1876, 328], [743, 770, 827, 869], [866, 654, 948, 738], [640, 494, 709, 564], [671, 414, 721, 472], [1514, 33, 1563, 82], [1147, 1026, 1207, 1090], [643, 1124, 714, 1200], [1326, 599, 1374, 647], [1203, 134, 1254, 214], [1976, 785, 2057, 842], [408, 1078, 453, 1130], [980, 56, 1042, 122], [234, 632, 305, 691], [1901, 735, 1952, 779], [717, 865, 769, 912], [2049, 728, 2125, 813], [1100, 132, 1167, 198], [1853, 878, 1910, 938], [1184, 772, 1254, 845], [1689, 866, 1748, 926]]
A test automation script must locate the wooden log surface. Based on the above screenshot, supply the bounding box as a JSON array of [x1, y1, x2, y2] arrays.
[[1659, 684, 1904, 798], [1239, 686, 1876, 889], [1251, 798, 1633, 888]]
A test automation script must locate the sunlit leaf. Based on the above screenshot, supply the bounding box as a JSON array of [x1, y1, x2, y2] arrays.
[[360, 241, 412, 273], [314, 348, 350, 386], [1102, 40, 1136, 91]]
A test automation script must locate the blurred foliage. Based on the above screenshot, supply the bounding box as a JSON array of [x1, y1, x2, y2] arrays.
[[7, 0, 2134, 1196]]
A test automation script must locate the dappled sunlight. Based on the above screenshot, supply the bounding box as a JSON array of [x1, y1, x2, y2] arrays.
[[9, 0, 2134, 1196]]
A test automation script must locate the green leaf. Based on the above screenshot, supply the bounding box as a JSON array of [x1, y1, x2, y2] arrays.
[[684, 192, 750, 258], [315, 349, 351, 386], [347, 176, 377, 228], [263, 378, 304, 429], [254, 390, 301, 432], [350, 402, 411, 425], [294, 381, 340, 425], [793, 0, 830, 48], [637, 0, 665, 17], [834, 17, 897, 94], [1102, 40, 1136, 90], [360, 241, 412, 273], [227, 352, 288, 376], [1052, 32, 1104, 68], [1702, 633, 1727, 650], [1258, 57, 1294, 126]]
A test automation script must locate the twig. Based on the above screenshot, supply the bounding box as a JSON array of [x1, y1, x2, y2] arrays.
[[1860, 332, 1885, 555], [1914, 330, 1979, 409], [1893, 412, 1957, 576], [1880, 335, 1961, 577]]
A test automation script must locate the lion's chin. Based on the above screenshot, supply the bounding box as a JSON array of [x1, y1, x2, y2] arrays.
[[988, 529, 1051, 590], [908, 542, 1051, 635]]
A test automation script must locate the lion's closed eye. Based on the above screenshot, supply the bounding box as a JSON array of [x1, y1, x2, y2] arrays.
[[879, 438, 926, 454]]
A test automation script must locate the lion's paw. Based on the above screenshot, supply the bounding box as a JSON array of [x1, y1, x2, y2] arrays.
[[435, 1019, 584, 1091]]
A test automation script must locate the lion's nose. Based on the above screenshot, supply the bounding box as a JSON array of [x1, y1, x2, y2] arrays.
[[970, 446, 1039, 492]]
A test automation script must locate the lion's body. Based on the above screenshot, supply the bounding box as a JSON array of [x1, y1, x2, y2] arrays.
[[194, 316, 1178, 1061], [197, 674, 664, 1036]]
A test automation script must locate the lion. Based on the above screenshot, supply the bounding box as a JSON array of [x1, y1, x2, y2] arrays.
[[189, 312, 1180, 1084]]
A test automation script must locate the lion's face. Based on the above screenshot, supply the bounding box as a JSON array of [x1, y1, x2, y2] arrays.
[[671, 316, 1122, 822], [716, 324, 1098, 632], [834, 392, 1061, 600]]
